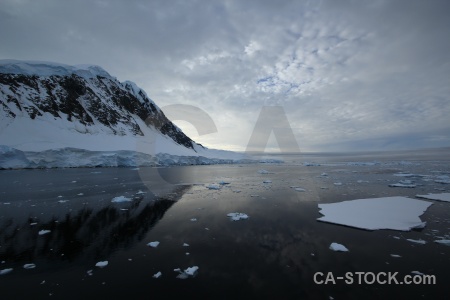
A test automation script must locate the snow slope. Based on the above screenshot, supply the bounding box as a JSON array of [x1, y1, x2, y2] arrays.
[[0, 60, 246, 167]]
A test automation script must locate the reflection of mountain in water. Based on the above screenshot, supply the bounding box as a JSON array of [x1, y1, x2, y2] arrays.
[[0, 185, 190, 266]]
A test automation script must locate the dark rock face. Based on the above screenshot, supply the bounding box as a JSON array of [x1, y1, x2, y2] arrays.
[[0, 71, 194, 149]]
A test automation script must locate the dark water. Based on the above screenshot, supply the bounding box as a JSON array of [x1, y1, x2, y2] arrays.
[[1, 152, 450, 299]]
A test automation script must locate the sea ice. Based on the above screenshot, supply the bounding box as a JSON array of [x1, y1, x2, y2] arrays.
[[434, 239, 450, 246], [406, 239, 427, 245], [333, 182, 343, 186], [190, 218, 197, 222], [23, 263, 36, 269], [153, 271, 162, 278], [111, 196, 132, 203], [416, 193, 450, 203], [317, 196, 432, 231], [206, 184, 221, 190], [95, 261, 108, 268], [147, 241, 160, 248], [329, 243, 349, 252], [0, 268, 13, 275], [174, 266, 199, 279], [227, 212, 249, 221], [390, 254, 401, 258], [38, 230, 51, 235], [389, 180, 416, 188], [183, 243, 189, 247]]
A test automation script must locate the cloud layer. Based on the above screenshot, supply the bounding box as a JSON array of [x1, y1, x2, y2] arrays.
[[1, 0, 450, 152]]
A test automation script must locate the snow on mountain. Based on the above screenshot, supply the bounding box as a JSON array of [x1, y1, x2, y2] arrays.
[[0, 59, 246, 168]]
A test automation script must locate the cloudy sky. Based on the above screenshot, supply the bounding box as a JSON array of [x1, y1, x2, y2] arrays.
[[1, 0, 450, 152]]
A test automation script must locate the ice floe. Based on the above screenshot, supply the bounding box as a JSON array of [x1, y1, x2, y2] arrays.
[[227, 212, 249, 221], [416, 193, 450, 203], [389, 180, 416, 188], [329, 243, 349, 252], [38, 230, 51, 235], [153, 271, 162, 278], [206, 184, 221, 190], [317, 196, 432, 231], [183, 243, 190, 247], [390, 254, 401, 258], [111, 196, 132, 203], [0, 268, 13, 275], [406, 239, 427, 245], [190, 218, 197, 222], [23, 263, 36, 269], [147, 241, 160, 248], [95, 261, 108, 268], [434, 239, 450, 246]]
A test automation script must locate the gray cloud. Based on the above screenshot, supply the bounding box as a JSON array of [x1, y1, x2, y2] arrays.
[[1, 0, 449, 152]]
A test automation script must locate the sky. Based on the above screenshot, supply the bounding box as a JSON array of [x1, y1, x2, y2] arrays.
[[1, 0, 450, 152]]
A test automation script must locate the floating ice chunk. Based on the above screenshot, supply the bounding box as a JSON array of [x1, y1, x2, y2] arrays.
[[95, 261, 108, 268], [23, 263, 36, 269], [184, 266, 199, 276], [390, 254, 401, 258], [389, 180, 416, 188], [186, 252, 190, 255], [30, 222, 37, 226], [38, 230, 51, 235], [258, 169, 270, 174], [190, 218, 197, 222], [411, 271, 425, 276], [263, 180, 272, 183], [416, 193, 450, 203], [293, 187, 306, 192], [174, 266, 199, 279], [227, 212, 249, 221], [206, 184, 221, 190], [434, 239, 450, 246], [77, 193, 84, 196], [147, 241, 160, 248], [304, 162, 321, 166], [58, 200, 69, 203], [406, 239, 427, 245], [250, 194, 259, 197], [218, 180, 231, 185], [435, 179, 450, 184], [329, 243, 349, 252], [320, 173, 328, 177], [183, 243, 190, 247], [135, 190, 146, 195], [317, 196, 431, 231], [0, 268, 13, 275], [333, 182, 343, 186], [233, 190, 241, 193], [394, 173, 415, 177], [111, 196, 132, 203], [153, 271, 162, 278]]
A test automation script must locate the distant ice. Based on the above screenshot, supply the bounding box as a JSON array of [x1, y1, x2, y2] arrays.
[[416, 193, 450, 203], [152, 271, 162, 278], [95, 261, 108, 268], [317, 196, 431, 231], [263, 180, 272, 183], [206, 184, 221, 190], [175, 266, 199, 279], [218, 180, 231, 185], [390, 254, 401, 258], [411, 271, 425, 276], [183, 243, 190, 247], [333, 182, 343, 186], [434, 239, 450, 246], [329, 243, 349, 252], [227, 212, 249, 221], [394, 173, 415, 177], [389, 180, 416, 188], [147, 241, 160, 248], [38, 230, 51, 235], [23, 263, 36, 269], [111, 196, 132, 203], [406, 239, 427, 245], [291, 186, 306, 192], [0, 268, 13, 275], [258, 169, 270, 174], [190, 218, 197, 222]]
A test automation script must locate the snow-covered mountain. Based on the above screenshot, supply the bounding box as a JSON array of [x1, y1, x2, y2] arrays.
[[0, 60, 246, 168]]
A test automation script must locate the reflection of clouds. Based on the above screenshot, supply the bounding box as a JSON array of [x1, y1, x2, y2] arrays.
[[0, 185, 190, 266]]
